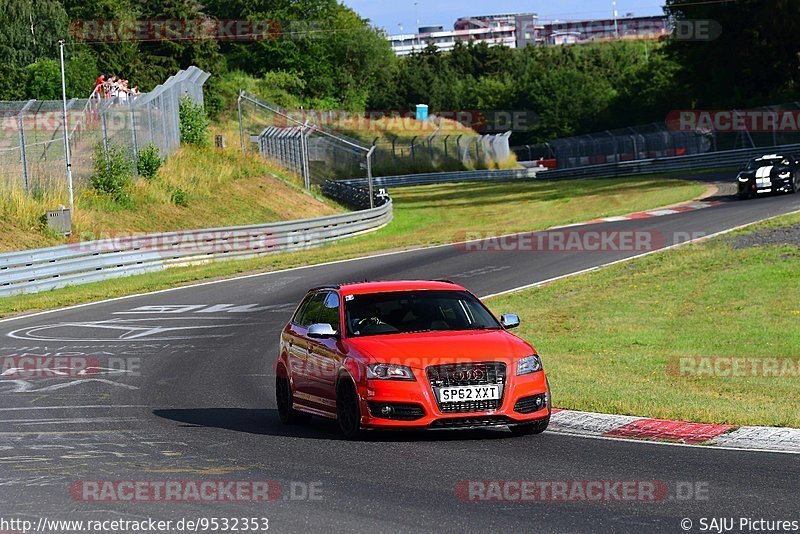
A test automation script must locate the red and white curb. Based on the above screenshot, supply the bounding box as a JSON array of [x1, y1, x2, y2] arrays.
[[554, 200, 724, 229], [549, 409, 800, 453]]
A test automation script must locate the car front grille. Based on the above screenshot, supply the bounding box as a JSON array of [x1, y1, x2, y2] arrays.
[[429, 415, 511, 429], [426, 362, 506, 413]]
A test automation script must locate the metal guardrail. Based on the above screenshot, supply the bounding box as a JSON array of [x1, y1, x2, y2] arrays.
[[0, 202, 392, 297], [322, 181, 389, 210], [339, 167, 538, 188], [537, 143, 800, 180]]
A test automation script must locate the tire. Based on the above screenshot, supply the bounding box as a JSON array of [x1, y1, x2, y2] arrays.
[[509, 417, 550, 436], [276, 374, 311, 425], [792, 178, 798, 194], [738, 192, 751, 201], [336, 377, 363, 440]]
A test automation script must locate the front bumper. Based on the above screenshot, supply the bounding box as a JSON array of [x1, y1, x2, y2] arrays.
[[739, 177, 794, 195], [356, 366, 550, 429]]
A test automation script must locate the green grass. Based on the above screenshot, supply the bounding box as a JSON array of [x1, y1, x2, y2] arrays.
[[486, 211, 800, 428], [0, 176, 703, 317], [0, 125, 338, 252]]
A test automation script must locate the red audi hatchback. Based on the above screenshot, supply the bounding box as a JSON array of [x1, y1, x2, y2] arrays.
[[274, 280, 551, 439]]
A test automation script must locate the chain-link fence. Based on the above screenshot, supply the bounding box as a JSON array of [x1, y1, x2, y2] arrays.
[[238, 92, 516, 186], [512, 123, 708, 169], [238, 92, 374, 194], [370, 131, 512, 175], [513, 102, 800, 169], [0, 66, 209, 193]]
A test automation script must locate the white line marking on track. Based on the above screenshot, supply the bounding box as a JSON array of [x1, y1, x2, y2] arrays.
[[0, 199, 752, 326], [548, 430, 800, 455], [480, 209, 800, 299], [0, 405, 146, 411]]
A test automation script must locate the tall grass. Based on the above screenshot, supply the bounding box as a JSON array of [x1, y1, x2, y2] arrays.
[[0, 123, 339, 252]]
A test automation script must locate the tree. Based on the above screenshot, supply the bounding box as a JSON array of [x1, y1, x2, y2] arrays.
[[666, 0, 800, 107]]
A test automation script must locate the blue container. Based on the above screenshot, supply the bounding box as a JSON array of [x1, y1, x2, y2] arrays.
[[416, 104, 429, 121]]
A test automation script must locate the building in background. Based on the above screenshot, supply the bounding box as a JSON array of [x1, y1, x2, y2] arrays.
[[532, 15, 669, 46], [387, 13, 667, 56]]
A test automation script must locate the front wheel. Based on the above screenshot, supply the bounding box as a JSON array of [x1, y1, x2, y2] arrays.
[[336, 378, 363, 440], [276, 374, 311, 425]]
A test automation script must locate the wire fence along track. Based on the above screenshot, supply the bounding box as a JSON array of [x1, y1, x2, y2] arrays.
[[238, 92, 372, 191], [0, 201, 392, 297], [237, 92, 514, 187], [0, 67, 209, 193], [513, 102, 800, 170], [536, 142, 800, 180]]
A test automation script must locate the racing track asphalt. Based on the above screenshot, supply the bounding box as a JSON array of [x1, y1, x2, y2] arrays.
[[0, 187, 798, 533]]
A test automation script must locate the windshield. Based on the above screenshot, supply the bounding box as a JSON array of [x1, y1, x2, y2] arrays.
[[747, 157, 788, 169], [344, 290, 501, 337]]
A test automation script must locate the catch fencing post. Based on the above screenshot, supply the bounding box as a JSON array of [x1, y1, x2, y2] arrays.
[[366, 146, 376, 209], [130, 99, 140, 176], [17, 100, 34, 191], [301, 122, 312, 190], [238, 90, 245, 153], [100, 102, 111, 172]]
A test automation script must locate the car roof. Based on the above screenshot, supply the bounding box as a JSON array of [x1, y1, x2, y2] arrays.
[[330, 280, 468, 297]]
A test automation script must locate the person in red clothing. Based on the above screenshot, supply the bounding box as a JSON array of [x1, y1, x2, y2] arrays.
[[93, 74, 105, 98]]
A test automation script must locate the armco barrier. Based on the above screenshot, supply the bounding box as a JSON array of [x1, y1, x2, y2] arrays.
[[337, 142, 800, 189], [322, 180, 389, 210], [537, 143, 800, 180], [339, 167, 538, 189], [0, 202, 392, 297]]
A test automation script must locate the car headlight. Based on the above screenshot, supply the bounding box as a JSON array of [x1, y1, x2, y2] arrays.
[[737, 175, 750, 182], [779, 171, 791, 178], [517, 354, 543, 375], [366, 363, 415, 380]]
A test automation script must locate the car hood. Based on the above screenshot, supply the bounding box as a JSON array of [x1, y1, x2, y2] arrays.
[[346, 330, 534, 368], [739, 165, 788, 179]]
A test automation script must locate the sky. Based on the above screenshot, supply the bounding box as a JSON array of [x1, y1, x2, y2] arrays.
[[340, 0, 665, 34]]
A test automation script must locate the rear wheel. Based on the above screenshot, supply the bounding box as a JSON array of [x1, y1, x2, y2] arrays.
[[336, 377, 363, 440], [276, 374, 311, 424]]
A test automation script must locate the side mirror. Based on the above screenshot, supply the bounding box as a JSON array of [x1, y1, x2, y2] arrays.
[[500, 314, 521, 329], [308, 323, 338, 339]]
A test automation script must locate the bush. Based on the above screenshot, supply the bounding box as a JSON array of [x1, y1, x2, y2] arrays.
[[90, 144, 134, 206], [171, 188, 190, 207], [137, 143, 162, 180], [179, 96, 210, 146]]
